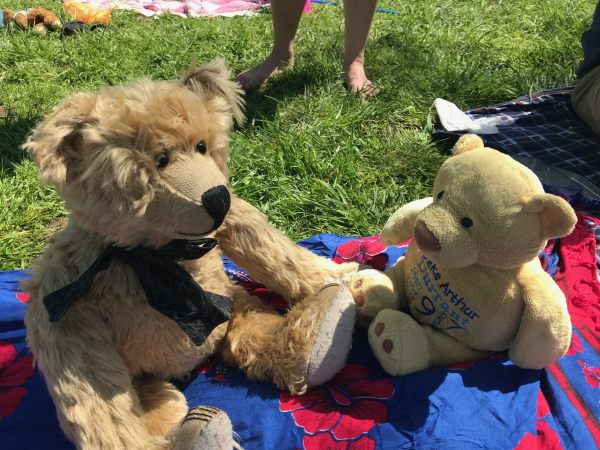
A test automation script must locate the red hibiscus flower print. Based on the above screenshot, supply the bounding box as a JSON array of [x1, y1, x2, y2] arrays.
[[0, 341, 34, 419], [333, 237, 389, 270], [566, 333, 584, 356], [578, 360, 600, 389], [304, 432, 375, 450], [15, 291, 29, 303], [447, 359, 477, 370], [195, 357, 228, 382], [236, 281, 288, 309], [514, 420, 562, 450], [280, 364, 393, 449]]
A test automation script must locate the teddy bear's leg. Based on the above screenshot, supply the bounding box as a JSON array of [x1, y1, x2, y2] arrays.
[[216, 195, 359, 305], [134, 378, 237, 450], [368, 309, 491, 376], [40, 343, 233, 449], [171, 406, 236, 450], [134, 378, 189, 438], [44, 360, 172, 449], [27, 318, 181, 449], [221, 283, 356, 394], [346, 257, 408, 327]]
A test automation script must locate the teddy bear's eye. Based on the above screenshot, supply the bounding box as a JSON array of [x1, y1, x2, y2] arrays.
[[195, 141, 207, 155], [461, 217, 473, 228], [436, 191, 444, 200], [156, 152, 169, 169]]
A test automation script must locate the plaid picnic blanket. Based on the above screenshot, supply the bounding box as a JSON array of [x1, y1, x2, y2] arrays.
[[433, 88, 600, 209]]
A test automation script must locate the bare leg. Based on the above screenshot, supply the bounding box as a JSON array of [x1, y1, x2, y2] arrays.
[[343, 0, 379, 96], [237, 0, 306, 91], [571, 64, 600, 135]]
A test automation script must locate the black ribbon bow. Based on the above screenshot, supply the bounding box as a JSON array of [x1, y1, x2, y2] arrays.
[[43, 238, 233, 346]]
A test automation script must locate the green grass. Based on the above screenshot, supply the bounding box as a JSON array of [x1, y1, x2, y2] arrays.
[[0, 0, 595, 269]]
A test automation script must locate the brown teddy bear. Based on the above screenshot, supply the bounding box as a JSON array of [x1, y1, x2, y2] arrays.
[[22, 59, 358, 449], [1, 7, 61, 33], [347, 134, 577, 376]]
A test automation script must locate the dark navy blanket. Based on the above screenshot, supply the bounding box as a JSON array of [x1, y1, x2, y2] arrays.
[[1, 222, 600, 449], [433, 88, 600, 209]]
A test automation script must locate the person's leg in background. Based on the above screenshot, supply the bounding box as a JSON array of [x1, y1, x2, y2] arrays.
[[572, 1, 600, 134], [572, 65, 600, 135], [343, 0, 379, 96], [237, 0, 306, 91]]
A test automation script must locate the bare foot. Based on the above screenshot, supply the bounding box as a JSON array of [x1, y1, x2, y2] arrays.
[[344, 60, 380, 97], [237, 51, 294, 91]]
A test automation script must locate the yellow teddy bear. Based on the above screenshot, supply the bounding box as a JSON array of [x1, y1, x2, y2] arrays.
[[348, 134, 577, 375]]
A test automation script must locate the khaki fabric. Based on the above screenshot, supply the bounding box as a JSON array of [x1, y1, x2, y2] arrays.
[[572, 63, 600, 135]]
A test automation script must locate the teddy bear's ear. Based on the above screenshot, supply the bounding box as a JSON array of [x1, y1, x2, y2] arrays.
[[182, 58, 245, 127], [523, 193, 577, 240], [452, 134, 484, 155], [22, 94, 97, 188]]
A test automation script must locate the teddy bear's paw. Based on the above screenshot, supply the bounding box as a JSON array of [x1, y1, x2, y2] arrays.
[[347, 269, 399, 328], [173, 406, 239, 450], [368, 309, 430, 376], [306, 284, 356, 388]]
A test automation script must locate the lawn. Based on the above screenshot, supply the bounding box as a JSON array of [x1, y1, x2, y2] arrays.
[[0, 0, 595, 270]]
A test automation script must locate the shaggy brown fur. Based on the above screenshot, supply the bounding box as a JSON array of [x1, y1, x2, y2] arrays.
[[3, 7, 61, 33], [23, 59, 358, 449]]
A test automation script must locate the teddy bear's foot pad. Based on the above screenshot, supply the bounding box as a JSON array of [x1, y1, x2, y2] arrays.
[[368, 309, 430, 376], [307, 283, 356, 386], [172, 406, 236, 450], [346, 269, 398, 328]]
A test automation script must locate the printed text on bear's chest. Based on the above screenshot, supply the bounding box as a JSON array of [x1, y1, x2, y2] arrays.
[[406, 255, 521, 345]]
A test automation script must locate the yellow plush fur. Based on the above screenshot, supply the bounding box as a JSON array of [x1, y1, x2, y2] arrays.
[[23, 59, 357, 449], [348, 134, 577, 376]]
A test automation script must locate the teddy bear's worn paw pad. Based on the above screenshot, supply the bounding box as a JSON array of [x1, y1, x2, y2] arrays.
[[347, 269, 398, 328], [173, 406, 237, 450], [368, 309, 430, 376], [307, 283, 356, 387]]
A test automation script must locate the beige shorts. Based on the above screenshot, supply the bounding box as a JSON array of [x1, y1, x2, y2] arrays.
[[572, 63, 600, 135]]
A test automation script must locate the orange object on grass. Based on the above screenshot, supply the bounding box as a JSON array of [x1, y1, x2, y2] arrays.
[[63, 2, 112, 24]]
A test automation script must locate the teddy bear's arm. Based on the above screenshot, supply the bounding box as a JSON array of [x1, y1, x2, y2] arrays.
[[509, 264, 572, 369], [216, 195, 358, 305], [380, 197, 433, 245], [345, 198, 433, 326]]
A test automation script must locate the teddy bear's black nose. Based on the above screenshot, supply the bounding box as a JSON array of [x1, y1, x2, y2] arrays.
[[413, 220, 441, 252], [201, 185, 230, 229]]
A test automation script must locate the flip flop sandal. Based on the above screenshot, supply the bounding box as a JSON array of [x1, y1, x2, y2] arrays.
[[60, 20, 107, 39]]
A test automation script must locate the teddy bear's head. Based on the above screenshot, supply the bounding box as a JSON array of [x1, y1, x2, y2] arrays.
[[24, 59, 244, 247], [409, 135, 575, 269]]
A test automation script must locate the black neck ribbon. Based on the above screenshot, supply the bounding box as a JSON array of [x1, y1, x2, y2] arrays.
[[43, 238, 233, 346]]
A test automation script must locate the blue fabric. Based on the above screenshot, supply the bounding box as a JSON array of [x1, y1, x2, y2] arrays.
[[1, 234, 599, 449], [578, 1, 600, 79]]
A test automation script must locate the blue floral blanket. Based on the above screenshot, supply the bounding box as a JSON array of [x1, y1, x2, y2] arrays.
[[1, 221, 600, 449]]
